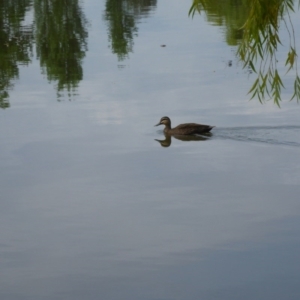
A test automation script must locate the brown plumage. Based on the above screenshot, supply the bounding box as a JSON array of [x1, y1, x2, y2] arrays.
[[155, 116, 214, 135]]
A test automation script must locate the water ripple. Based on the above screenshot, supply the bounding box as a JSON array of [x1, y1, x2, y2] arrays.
[[214, 126, 300, 147]]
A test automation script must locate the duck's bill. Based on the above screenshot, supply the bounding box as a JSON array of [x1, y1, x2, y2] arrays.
[[154, 122, 161, 126]]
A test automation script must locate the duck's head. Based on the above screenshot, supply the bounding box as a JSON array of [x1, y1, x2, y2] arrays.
[[155, 116, 171, 127]]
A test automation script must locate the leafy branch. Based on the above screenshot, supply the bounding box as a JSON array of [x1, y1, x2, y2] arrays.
[[189, 0, 300, 106], [238, 0, 300, 106]]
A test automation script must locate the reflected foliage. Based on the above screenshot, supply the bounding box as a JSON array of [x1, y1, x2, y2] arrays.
[[34, 0, 88, 98], [0, 0, 33, 108], [238, 0, 300, 105], [189, 0, 249, 46], [190, 0, 300, 105], [0, 0, 87, 108], [104, 0, 156, 61]]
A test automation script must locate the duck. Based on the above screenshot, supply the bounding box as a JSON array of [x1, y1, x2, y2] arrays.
[[155, 116, 214, 135]]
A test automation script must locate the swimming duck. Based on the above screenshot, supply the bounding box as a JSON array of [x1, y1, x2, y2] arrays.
[[155, 116, 214, 135]]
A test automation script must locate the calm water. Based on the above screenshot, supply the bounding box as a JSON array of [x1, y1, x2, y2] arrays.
[[1, 1, 300, 299]]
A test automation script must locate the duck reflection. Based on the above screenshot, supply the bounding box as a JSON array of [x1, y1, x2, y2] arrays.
[[155, 133, 211, 147]]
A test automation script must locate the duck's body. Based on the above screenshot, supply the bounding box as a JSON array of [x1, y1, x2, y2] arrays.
[[155, 116, 214, 135]]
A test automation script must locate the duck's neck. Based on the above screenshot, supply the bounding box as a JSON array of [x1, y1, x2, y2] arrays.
[[164, 123, 171, 133]]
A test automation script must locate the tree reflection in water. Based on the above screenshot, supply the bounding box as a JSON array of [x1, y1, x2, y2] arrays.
[[34, 0, 88, 99], [104, 0, 157, 62], [0, 0, 33, 108], [0, 0, 158, 107], [189, 0, 300, 105], [0, 0, 88, 107]]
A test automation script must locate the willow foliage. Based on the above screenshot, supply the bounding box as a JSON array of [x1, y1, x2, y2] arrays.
[[189, 0, 300, 106]]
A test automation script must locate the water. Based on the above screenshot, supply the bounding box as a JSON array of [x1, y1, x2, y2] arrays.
[[1, 1, 300, 299]]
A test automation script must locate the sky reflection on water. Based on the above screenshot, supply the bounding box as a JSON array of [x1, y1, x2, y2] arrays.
[[1, 1, 300, 300]]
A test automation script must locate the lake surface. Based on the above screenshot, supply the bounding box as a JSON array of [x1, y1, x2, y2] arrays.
[[1, 1, 300, 299]]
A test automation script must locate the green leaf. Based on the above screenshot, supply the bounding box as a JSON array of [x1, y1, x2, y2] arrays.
[[248, 78, 259, 94], [249, 60, 257, 73]]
